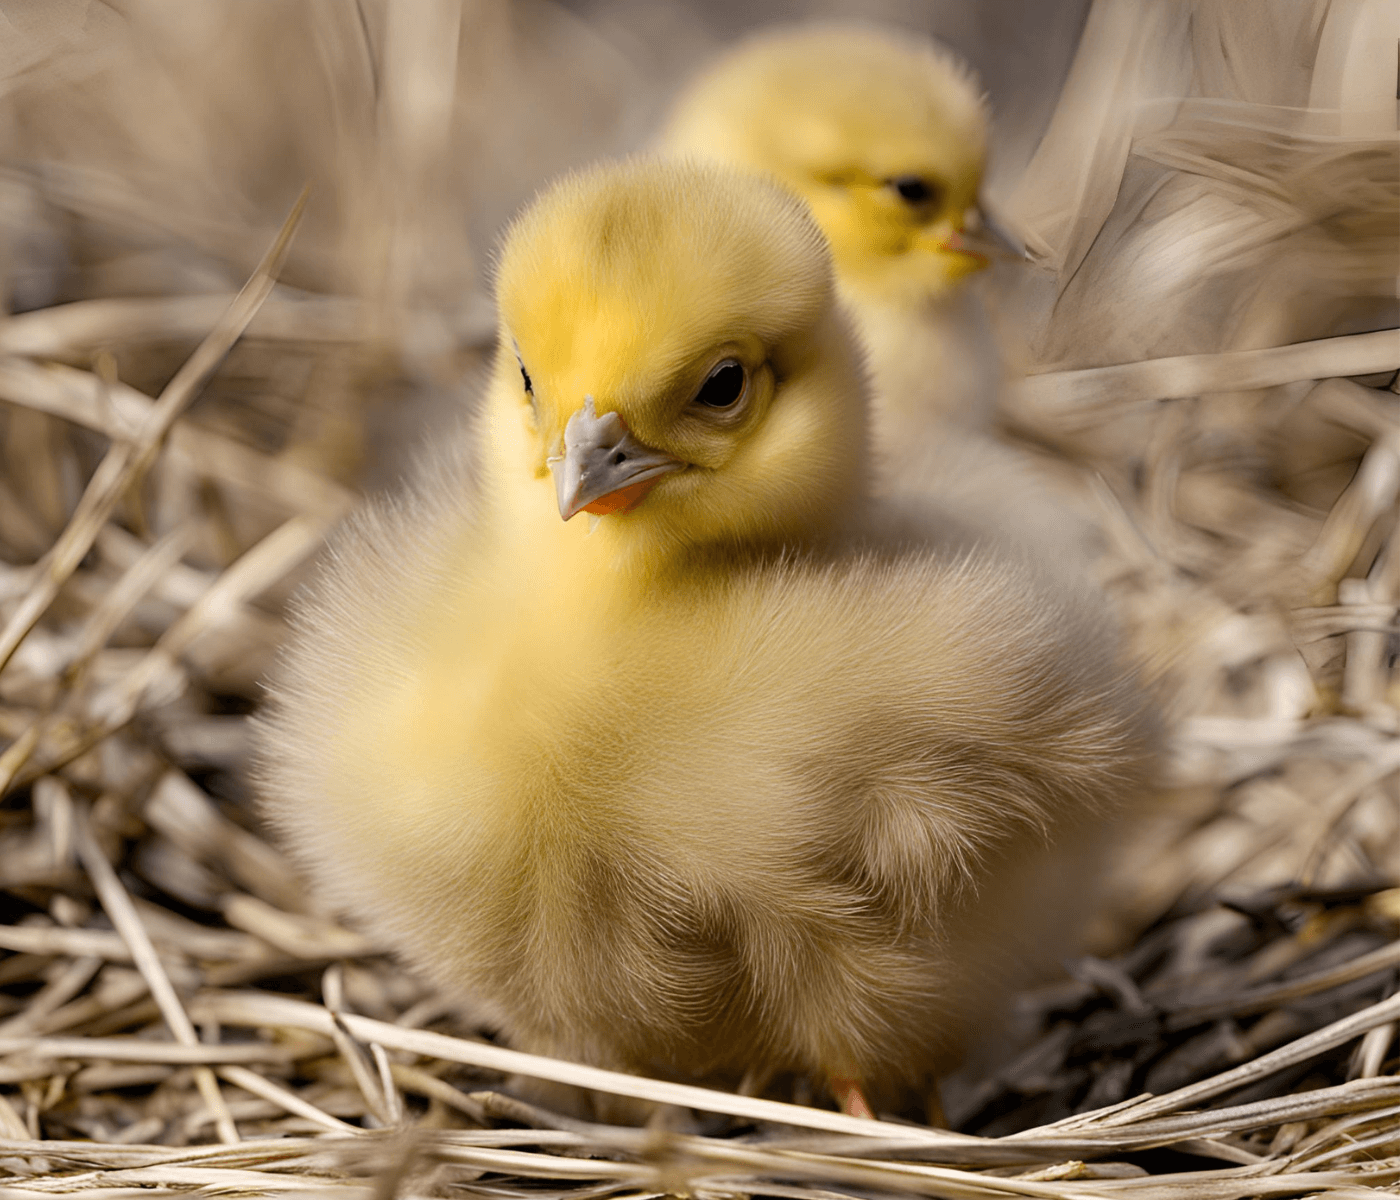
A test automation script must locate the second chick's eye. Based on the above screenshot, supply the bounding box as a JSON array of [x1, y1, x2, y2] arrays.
[[692, 360, 746, 409], [890, 176, 941, 208]]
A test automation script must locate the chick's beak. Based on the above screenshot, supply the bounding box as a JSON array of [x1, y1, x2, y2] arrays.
[[949, 202, 1027, 261], [547, 396, 684, 521], [919, 202, 1027, 276], [933, 227, 990, 278]]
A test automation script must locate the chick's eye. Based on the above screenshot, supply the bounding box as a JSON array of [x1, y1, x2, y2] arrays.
[[693, 360, 746, 409], [891, 176, 941, 208], [511, 341, 534, 400]]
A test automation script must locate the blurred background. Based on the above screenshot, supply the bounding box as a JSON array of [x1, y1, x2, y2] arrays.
[[0, 0, 1398, 1171]]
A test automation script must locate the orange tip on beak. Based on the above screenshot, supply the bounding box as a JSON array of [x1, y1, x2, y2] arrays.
[[581, 476, 664, 516], [938, 229, 990, 270]]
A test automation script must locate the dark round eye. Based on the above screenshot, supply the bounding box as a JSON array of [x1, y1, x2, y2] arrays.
[[891, 176, 940, 207], [693, 360, 746, 409]]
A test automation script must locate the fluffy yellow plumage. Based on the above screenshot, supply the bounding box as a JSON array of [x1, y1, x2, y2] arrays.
[[256, 159, 1154, 1118], [661, 24, 1004, 443]]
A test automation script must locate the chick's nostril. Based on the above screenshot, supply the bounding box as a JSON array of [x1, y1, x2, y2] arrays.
[[612, 452, 627, 466]]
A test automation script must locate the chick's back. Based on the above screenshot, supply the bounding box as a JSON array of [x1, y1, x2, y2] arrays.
[[258, 466, 1154, 1092]]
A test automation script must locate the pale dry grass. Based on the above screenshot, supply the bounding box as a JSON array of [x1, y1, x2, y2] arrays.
[[0, 0, 1396, 1196]]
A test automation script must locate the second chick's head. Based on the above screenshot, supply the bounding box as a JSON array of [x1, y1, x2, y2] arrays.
[[491, 158, 869, 553], [661, 24, 992, 307]]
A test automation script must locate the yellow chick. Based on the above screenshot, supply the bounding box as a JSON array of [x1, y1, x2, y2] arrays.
[[660, 23, 1007, 455], [257, 159, 1155, 1120]]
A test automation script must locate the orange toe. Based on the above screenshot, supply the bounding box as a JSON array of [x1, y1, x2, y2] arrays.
[[829, 1075, 875, 1119]]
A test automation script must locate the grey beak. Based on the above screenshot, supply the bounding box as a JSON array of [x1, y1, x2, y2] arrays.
[[546, 396, 684, 521], [962, 201, 1027, 261]]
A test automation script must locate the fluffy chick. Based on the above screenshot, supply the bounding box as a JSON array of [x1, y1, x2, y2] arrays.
[[257, 159, 1155, 1119], [660, 23, 1004, 450]]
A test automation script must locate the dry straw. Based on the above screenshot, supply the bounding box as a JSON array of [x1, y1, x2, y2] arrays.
[[0, 0, 1398, 1195]]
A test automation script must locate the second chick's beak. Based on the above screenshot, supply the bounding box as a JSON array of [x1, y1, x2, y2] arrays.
[[547, 396, 685, 521]]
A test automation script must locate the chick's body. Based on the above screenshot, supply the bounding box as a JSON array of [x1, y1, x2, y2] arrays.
[[258, 160, 1153, 1107]]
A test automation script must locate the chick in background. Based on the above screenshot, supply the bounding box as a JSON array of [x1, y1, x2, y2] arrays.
[[660, 24, 1009, 456], [257, 159, 1156, 1122], [658, 23, 1093, 574]]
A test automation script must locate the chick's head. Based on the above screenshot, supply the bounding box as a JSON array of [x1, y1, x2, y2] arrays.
[[662, 24, 991, 307], [491, 158, 869, 554]]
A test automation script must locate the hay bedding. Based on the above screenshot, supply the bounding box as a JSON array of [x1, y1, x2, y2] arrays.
[[0, 0, 1396, 1195]]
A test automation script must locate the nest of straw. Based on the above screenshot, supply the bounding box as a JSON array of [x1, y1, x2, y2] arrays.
[[0, 1, 1397, 1196]]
